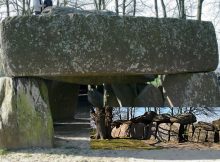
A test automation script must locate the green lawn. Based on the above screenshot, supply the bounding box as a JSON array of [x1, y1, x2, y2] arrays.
[[90, 139, 162, 150]]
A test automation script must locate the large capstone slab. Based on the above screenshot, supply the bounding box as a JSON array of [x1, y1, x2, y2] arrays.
[[163, 72, 220, 107], [0, 77, 53, 149], [0, 7, 218, 79]]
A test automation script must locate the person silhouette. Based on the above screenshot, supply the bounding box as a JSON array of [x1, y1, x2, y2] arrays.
[[33, 0, 44, 15], [43, 0, 53, 9]]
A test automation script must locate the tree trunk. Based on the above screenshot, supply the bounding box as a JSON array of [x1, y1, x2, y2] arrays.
[[154, 0, 158, 18], [171, 107, 174, 116], [6, 0, 10, 17], [57, 0, 60, 6], [123, 0, 126, 16], [115, 0, 119, 15], [127, 107, 129, 120], [102, 0, 106, 9], [15, 0, 19, 15], [22, 0, 25, 15], [179, 0, 186, 19], [95, 107, 106, 139], [176, 0, 180, 17], [105, 107, 113, 139], [197, 0, 204, 20], [98, 0, 102, 10], [133, 107, 135, 118], [161, 0, 167, 18], [133, 0, 136, 16]]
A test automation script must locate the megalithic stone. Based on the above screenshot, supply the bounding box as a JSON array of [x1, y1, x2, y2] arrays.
[[46, 80, 79, 120], [163, 72, 220, 107], [187, 124, 194, 142], [170, 123, 180, 143], [157, 123, 171, 142], [111, 84, 136, 106], [207, 131, 215, 143], [0, 7, 218, 81], [134, 84, 164, 107], [0, 77, 53, 149]]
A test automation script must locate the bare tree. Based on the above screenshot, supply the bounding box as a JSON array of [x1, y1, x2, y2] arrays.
[[197, 0, 204, 20], [6, 0, 10, 16], [179, 0, 186, 19], [154, 0, 158, 17], [123, 0, 126, 15], [115, 0, 119, 15], [133, 0, 136, 16], [161, 0, 167, 17]]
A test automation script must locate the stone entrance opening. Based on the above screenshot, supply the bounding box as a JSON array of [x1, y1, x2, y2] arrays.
[[46, 82, 90, 149]]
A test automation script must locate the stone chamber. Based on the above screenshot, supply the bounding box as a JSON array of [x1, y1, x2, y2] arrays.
[[0, 7, 220, 148]]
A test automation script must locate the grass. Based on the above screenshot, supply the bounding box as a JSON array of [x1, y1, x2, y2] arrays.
[[90, 138, 162, 150], [0, 148, 8, 155]]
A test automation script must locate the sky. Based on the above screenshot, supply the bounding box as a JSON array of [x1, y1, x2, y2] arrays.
[[113, 107, 220, 123]]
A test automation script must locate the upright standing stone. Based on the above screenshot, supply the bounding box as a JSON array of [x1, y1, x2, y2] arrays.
[[212, 119, 220, 131], [46, 80, 79, 120], [207, 131, 215, 143], [198, 129, 207, 143], [148, 122, 157, 140], [219, 131, 220, 143], [163, 72, 220, 107], [157, 123, 171, 142], [134, 84, 164, 107], [187, 124, 194, 142], [118, 123, 130, 138], [193, 128, 200, 143], [170, 123, 180, 143], [0, 77, 53, 149]]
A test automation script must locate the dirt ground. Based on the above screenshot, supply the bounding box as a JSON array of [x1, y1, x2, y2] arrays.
[[1, 108, 220, 162]]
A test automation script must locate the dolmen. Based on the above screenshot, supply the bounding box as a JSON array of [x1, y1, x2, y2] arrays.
[[111, 112, 220, 144], [111, 112, 197, 142], [0, 6, 220, 148]]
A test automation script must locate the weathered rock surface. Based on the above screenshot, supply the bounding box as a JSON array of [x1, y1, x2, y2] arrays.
[[111, 83, 164, 107], [157, 123, 171, 142], [111, 84, 136, 106], [193, 128, 207, 143], [195, 122, 214, 131], [212, 119, 220, 131], [0, 77, 53, 148], [111, 123, 131, 138], [170, 113, 197, 124], [187, 124, 194, 142], [46, 80, 79, 120], [163, 72, 220, 107], [148, 122, 157, 140], [198, 129, 207, 143], [134, 84, 164, 107], [153, 114, 171, 123], [0, 7, 218, 81], [170, 123, 180, 142], [207, 131, 215, 143]]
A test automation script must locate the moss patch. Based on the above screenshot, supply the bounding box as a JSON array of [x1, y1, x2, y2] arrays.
[[90, 139, 162, 150], [0, 148, 8, 155]]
